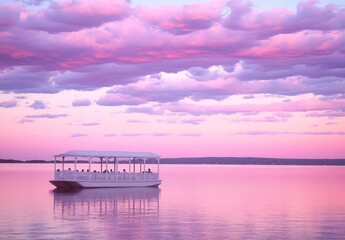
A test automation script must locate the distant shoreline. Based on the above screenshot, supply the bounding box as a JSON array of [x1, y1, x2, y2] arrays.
[[1, 157, 345, 166]]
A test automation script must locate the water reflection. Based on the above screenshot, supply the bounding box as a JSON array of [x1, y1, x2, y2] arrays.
[[53, 188, 160, 220]]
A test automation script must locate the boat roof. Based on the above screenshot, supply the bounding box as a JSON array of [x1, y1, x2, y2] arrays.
[[54, 150, 160, 159]]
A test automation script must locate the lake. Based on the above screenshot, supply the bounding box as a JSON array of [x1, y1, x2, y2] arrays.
[[0, 164, 345, 239]]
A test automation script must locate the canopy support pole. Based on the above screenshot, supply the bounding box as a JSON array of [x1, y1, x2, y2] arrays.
[[101, 157, 103, 173], [134, 158, 136, 173], [143, 159, 146, 180], [157, 158, 160, 174]]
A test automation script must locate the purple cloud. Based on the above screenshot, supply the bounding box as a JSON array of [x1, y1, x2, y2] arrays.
[[71, 133, 87, 137], [127, 119, 149, 123], [81, 122, 100, 126], [179, 133, 202, 137], [96, 94, 145, 106], [224, 0, 345, 37], [0, 99, 17, 108], [234, 130, 345, 135], [104, 133, 116, 137], [0, 0, 344, 122], [16, 0, 48, 6], [19, 118, 35, 124], [29, 100, 46, 109], [152, 133, 171, 137], [126, 106, 163, 115], [181, 118, 205, 125], [25, 113, 68, 118], [72, 98, 91, 107], [121, 133, 146, 137], [24, 0, 130, 33], [306, 110, 345, 118], [0, 3, 22, 29]]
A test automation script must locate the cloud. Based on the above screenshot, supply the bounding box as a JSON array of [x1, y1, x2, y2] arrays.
[[81, 122, 100, 126], [127, 119, 149, 123], [71, 133, 87, 137], [233, 130, 345, 135], [126, 106, 163, 115], [0, 0, 344, 121], [0, 99, 17, 108], [163, 97, 345, 116], [96, 93, 146, 106], [24, 0, 130, 33], [135, 2, 222, 35], [72, 98, 91, 107], [19, 118, 35, 124], [121, 133, 146, 137], [232, 116, 287, 123], [29, 100, 46, 109], [306, 109, 345, 118], [0, 3, 23, 29], [179, 133, 202, 137], [108, 65, 345, 105], [16, 0, 48, 6], [152, 132, 172, 137], [0, 67, 60, 94], [25, 113, 68, 118], [104, 133, 116, 137], [223, 0, 345, 37], [181, 118, 206, 125]]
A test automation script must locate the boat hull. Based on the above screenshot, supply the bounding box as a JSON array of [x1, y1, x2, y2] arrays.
[[50, 180, 161, 188]]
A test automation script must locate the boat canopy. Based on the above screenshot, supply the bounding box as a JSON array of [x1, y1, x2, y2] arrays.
[[54, 150, 160, 159]]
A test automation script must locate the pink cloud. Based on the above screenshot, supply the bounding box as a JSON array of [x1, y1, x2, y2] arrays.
[[1, 0, 344, 96], [135, 2, 222, 34]]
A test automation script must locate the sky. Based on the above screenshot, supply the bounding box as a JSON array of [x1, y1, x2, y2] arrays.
[[1, 0, 345, 160]]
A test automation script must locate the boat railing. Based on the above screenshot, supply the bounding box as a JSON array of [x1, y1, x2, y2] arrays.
[[55, 171, 159, 181]]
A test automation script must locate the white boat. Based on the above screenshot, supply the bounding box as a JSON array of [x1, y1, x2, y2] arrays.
[[50, 150, 161, 188]]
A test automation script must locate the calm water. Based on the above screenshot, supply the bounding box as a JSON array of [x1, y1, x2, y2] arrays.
[[0, 164, 345, 239]]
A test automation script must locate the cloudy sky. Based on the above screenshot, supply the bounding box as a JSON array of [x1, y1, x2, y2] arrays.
[[1, 0, 345, 160]]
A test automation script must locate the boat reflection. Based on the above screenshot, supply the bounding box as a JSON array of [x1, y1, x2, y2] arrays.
[[52, 188, 160, 220]]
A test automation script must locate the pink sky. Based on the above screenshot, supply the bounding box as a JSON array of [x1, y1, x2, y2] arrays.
[[1, 0, 345, 160]]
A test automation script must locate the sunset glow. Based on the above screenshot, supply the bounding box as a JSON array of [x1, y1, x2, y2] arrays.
[[1, 0, 345, 160]]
